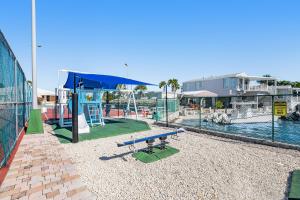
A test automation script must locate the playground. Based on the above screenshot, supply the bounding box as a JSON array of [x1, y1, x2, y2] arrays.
[[1, 69, 300, 200], [45, 70, 188, 164], [38, 70, 300, 199], [60, 126, 300, 200], [52, 118, 150, 144]]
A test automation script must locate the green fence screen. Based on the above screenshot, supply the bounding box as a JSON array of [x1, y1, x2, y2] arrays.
[[0, 30, 32, 167]]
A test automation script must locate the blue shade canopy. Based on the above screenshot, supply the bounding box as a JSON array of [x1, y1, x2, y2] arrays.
[[63, 72, 156, 90]]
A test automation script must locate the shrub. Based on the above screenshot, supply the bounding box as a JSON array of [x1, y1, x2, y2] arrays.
[[216, 100, 224, 109]]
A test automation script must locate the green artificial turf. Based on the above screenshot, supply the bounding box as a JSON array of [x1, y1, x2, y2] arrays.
[[133, 146, 179, 163], [289, 170, 300, 200], [52, 118, 150, 143], [27, 109, 44, 134]]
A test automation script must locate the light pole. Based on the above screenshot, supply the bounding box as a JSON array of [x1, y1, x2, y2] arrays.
[[124, 63, 131, 90], [32, 0, 37, 109], [27, 0, 44, 134], [124, 63, 128, 78]]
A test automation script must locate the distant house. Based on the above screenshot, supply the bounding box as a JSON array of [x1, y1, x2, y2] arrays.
[[37, 88, 56, 105], [182, 72, 293, 96], [181, 72, 300, 110]]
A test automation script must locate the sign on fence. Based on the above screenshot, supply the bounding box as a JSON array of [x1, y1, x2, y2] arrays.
[[274, 101, 287, 116]]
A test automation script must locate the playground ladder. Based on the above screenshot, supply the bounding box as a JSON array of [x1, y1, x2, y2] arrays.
[[87, 104, 104, 126]]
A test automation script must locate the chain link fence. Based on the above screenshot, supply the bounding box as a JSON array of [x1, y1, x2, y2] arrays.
[[45, 93, 158, 122], [156, 94, 300, 146], [103, 98, 157, 119], [0, 31, 32, 167]]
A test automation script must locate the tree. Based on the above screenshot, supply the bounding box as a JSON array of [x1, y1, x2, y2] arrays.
[[277, 80, 292, 86], [294, 82, 300, 88], [159, 81, 167, 90], [167, 78, 180, 98], [27, 80, 32, 86], [159, 81, 168, 99], [134, 85, 147, 98]]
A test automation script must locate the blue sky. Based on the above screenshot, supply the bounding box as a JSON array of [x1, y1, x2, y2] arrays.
[[1, 0, 300, 91]]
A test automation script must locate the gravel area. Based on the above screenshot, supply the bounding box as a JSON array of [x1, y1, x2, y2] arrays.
[[61, 125, 300, 200]]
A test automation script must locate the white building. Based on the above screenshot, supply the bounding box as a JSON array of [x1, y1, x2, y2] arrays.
[[182, 72, 297, 96]]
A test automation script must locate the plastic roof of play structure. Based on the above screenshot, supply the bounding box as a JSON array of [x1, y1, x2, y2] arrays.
[[64, 71, 155, 90]]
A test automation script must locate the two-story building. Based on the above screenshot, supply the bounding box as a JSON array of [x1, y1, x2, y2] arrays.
[[182, 72, 279, 96], [181, 73, 300, 111]]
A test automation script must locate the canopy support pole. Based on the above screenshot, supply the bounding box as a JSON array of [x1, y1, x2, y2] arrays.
[[72, 75, 79, 143], [99, 91, 105, 125], [126, 93, 130, 119], [132, 91, 138, 120]]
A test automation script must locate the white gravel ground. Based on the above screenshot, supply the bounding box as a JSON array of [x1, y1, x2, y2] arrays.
[[61, 125, 300, 200]]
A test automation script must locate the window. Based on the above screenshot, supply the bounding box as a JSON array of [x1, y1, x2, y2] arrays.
[[182, 83, 188, 91], [223, 78, 237, 89], [183, 81, 203, 91], [195, 81, 202, 90], [47, 95, 50, 101]]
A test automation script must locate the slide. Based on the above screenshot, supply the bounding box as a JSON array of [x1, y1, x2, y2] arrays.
[[78, 113, 90, 134], [68, 100, 90, 134]]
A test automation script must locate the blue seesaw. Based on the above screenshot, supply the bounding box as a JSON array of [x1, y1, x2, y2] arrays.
[[117, 128, 185, 153]]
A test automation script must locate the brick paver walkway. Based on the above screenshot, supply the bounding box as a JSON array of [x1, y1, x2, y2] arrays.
[[0, 124, 96, 200]]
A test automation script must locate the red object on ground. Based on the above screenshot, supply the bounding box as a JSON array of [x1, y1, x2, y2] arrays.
[[43, 108, 71, 121], [43, 108, 137, 121], [0, 127, 26, 186]]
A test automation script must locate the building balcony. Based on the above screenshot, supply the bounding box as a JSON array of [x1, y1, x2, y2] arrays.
[[237, 85, 276, 94]]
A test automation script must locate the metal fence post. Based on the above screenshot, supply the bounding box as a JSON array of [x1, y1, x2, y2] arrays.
[[199, 98, 202, 129], [155, 98, 158, 122], [165, 86, 168, 127], [271, 95, 275, 142], [14, 60, 18, 132], [117, 92, 120, 118], [55, 88, 58, 120]]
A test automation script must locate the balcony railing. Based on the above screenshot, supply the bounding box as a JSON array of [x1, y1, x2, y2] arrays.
[[237, 85, 276, 94], [248, 85, 269, 91]]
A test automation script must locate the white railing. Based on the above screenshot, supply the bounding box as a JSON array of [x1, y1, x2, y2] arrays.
[[239, 85, 277, 94], [248, 85, 269, 91]]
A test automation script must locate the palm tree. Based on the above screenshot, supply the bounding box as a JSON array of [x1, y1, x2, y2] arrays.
[[134, 85, 147, 98], [159, 81, 167, 90], [167, 79, 180, 98], [27, 80, 32, 86], [159, 81, 168, 98]]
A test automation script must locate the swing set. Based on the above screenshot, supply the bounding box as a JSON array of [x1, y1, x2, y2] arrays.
[[57, 70, 154, 136]]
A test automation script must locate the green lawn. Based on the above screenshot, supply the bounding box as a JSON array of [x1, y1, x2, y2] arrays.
[[289, 170, 300, 200], [133, 146, 179, 163], [52, 118, 150, 144]]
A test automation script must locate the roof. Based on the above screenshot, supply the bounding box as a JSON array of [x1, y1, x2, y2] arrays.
[[37, 88, 55, 97], [63, 71, 155, 90], [181, 90, 218, 97], [183, 72, 277, 83]]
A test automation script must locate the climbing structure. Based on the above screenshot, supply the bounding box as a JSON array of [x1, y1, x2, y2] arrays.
[[57, 70, 155, 134]]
